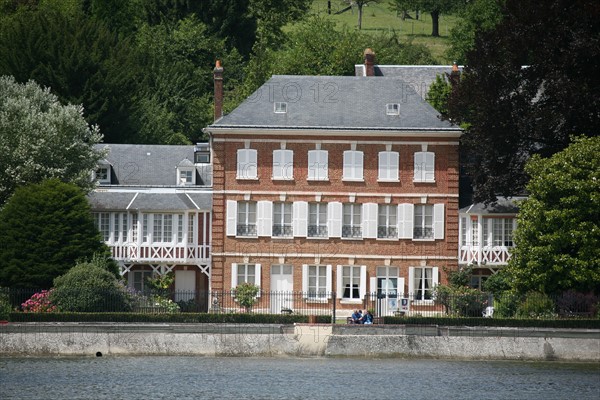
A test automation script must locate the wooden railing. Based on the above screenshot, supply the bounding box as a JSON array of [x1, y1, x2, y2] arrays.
[[109, 243, 210, 262], [459, 246, 512, 266]]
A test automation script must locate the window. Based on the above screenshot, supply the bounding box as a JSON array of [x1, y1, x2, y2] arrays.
[[95, 166, 110, 184], [410, 266, 438, 301], [274, 102, 287, 113], [273, 202, 293, 237], [272, 149, 293, 180], [142, 214, 149, 242], [131, 213, 138, 242], [152, 214, 173, 243], [343, 150, 364, 181], [460, 216, 467, 246], [307, 265, 328, 299], [340, 266, 362, 300], [413, 205, 433, 239], [177, 215, 184, 243], [470, 273, 488, 290], [188, 214, 195, 244], [482, 217, 515, 247], [472, 218, 480, 246], [237, 201, 257, 236], [342, 203, 362, 238], [307, 150, 328, 181], [386, 103, 400, 115], [131, 270, 153, 294], [113, 213, 127, 243], [377, 266, 400, 297], [231, 263, 262, 290], [178, 169, 193, 185], [378, 151, 399, 181], [194, 142, 210, 163], [414, 151, 435, 182], [378, 205, 398, 239], [237, 148, 258, 180], [308, 203, 328, 238], [93, 212, 110, 242]]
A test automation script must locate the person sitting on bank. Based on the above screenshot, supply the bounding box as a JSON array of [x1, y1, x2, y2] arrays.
[[361, 310, 373, 324], [350, 309, 363, 324]]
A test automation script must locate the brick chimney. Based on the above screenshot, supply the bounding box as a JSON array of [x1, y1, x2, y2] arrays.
[[364, 48, 376, 77], [448, 62, 460, 87], [213, 60, 223, 122]]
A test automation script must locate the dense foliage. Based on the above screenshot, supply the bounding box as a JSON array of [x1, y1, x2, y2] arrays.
[[0, 76, 104, 206], [0, 179, 109, 288], [449, 0, 600, 202], [390, 0, 466, 36], [504, 136, 600, 295]]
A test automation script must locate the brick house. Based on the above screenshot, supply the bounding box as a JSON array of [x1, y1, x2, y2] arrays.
[[88, 144, 212, 309], [204, 62, 463, 315]]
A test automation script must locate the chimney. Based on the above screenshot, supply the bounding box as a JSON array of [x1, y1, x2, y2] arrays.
[[448, 62, 460, 87], [364, 48, 376, 77], [213, 60, 223, 122]]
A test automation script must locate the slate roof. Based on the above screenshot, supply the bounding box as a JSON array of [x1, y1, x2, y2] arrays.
[[95, 144, 212, 187], [459, 197, 526, 215], [208, 75, 460, 132]]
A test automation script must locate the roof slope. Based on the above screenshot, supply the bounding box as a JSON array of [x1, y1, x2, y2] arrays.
[[209, 75, 459, 132]]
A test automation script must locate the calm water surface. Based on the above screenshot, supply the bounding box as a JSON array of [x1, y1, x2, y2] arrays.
[[1, 356, 599, 400]]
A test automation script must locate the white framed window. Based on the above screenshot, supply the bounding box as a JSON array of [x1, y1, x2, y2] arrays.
[[142, 214, 149, 242], [178, 169, 194, 185], [131, 213, 139, 242], [274, 102, 287, 113], [378, 204, 398, 239], [93, 212, 110, 242], [302, 264, 332, 300], [113, 213, 127, 243], [130, 270, 153, 294], [308, 202, 328, 238], [273, 202, 293, 237], [272, 149, 294, 180], [231, 263, 262, 289], [194, 142, 210, 163], [413, 205, 433, 239], [460, 216, 467, 246], [337, 265, 366, 300], [237, 201, 257, 237], [237, 148, 258, 180], [386, 103, 400, 115], [378, 151, 399, 181], [95, 166, 111, 184], [343, 150, 364, 181], [342, 203, 362, 238], [187, 214, 195, 244], [307, 149, 328, 181], [376, 266, 403, 297], [483, 217, 515, 247], [177, 214, 184, 243], [409, 266, 439, 301], [414, 151, 435, 182], [151, 214, 173, 243]]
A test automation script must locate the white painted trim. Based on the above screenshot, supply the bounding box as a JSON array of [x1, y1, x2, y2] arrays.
[[215, 190, 459, 198], [126, 192, 139, 210], [206, 128, 462, 138], [212, 252, 456, 261], [213, 137, 460, 145]]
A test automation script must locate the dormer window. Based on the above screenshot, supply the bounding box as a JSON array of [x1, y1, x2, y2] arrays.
[[386, 103, 400, 115], [176, 158, 195, 186], [274, 102, 287, 113], [194, 142, 210, 164], [95, 161, 111, 184]]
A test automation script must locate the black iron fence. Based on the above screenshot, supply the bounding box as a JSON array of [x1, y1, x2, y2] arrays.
[[2, 287, 598, 320]]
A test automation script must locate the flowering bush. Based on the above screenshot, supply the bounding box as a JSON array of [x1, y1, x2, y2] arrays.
[[22, 290, 57, 313]]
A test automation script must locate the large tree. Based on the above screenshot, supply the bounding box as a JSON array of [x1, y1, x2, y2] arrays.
[[390, 0, 466, 37], [0, 179, 109, 289], [504, 136, 600, 295], [0, 76, 104, 207], [449, 0, 600, 203]]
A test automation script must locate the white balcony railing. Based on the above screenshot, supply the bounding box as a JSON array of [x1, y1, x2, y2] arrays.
[[459, 246, 512, 266], [109, 243, 210, 262]]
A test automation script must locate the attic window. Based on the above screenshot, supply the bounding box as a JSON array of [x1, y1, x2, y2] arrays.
[[386, 103, 400, 115], [95, 166, 110, 184], [194, 142, 210, 163], [178, 169, 194, 185], [274, 102, 287, 114]]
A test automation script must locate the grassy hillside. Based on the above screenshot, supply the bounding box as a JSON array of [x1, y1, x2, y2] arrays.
[[308, 0, 458, 63]]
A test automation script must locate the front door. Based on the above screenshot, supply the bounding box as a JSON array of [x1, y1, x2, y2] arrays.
[[376, 266, 402, 316], [175, 269, 196, 302], [270, 265, 293, 313]]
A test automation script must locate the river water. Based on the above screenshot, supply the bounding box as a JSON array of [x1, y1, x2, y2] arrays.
[[1, 356, 598, 399]]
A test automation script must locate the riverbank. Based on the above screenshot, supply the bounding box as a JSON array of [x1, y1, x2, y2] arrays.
[[1, 323, 598, 361]]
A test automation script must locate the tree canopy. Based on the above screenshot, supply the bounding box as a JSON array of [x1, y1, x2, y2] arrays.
[[390, 0, 466, 37], [0, 75, 104, 207], [504, 136, 600, 295], [449, 0, 600, 203], [0, 179, 109, 289]]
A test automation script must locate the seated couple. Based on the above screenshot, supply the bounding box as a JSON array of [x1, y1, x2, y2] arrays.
[[350, 309, 373, 324]]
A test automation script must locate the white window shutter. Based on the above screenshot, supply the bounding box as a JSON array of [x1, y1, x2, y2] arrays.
[[327, 202, 342, 238], [390, 151, 399, 181], [398, 204, 414, 239], [432, 267, 439, 294], [236, 149, 245, 178], [255, 264, 262, 295], [336, 266, 343, 299], [308, 150, 328, 180], [425, 152, 435, 182], [378, 151, 387, 180], [284, 149, 294, 180], [326, 264, 333, 299], [369, 277, 377, 298], [226, 200, 237, 236], [359, 265, 367, 299], [272, 150, 283, 179], [257, 201, 273, 237], [319, 150, 328, 180], [307, 151, 316, 180], [398, 277, 406, 298], [231, 263, 238, 289], [362, 203, 378, 239], [302, 264, 309, 298], [343, 151, 352, 179], [356, 151, 364, 180], [414, 152, 424, 181], [433, 203, 445, 239], [408, 267, 415, 298], [293, 201, 308, 237]]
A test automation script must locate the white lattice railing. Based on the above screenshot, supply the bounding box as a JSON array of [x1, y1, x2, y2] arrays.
[[459, 246, 512, 266], [110, 243, 210, 263]]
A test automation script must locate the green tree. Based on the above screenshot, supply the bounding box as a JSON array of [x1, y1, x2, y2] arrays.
[[0, 179, 110, 289], [426, 73, 452, 115], [445, 0, 502, 64], [0, 76, 104, 206], [342, 0, 381, 30], [504, 136, 600, 295], [390, 0, 466, 36], [448, 0, 600, 203]]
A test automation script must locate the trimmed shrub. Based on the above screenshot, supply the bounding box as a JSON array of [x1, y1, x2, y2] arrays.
[[51, 262, 131, 312], [233, 283, 260, 312]]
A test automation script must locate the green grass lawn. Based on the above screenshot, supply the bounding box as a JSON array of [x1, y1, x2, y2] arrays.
[[307, 0, 458, 63]]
